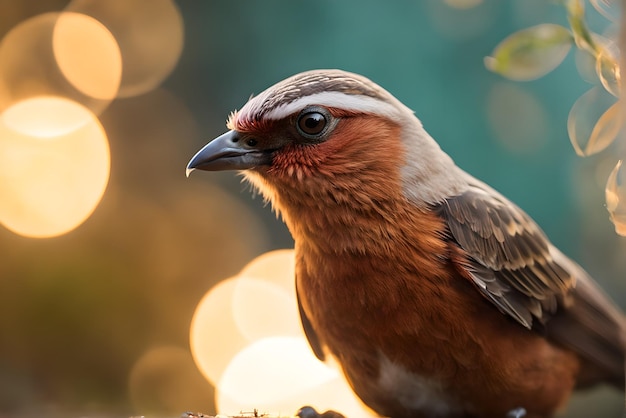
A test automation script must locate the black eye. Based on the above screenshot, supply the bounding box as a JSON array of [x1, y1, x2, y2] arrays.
[[245, 138, 258, 147], [297, 111, 327, 137]]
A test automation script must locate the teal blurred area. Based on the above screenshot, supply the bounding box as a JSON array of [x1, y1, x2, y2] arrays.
[[0, 0, 624, 417]]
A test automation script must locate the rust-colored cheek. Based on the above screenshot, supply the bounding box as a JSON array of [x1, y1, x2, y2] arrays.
[[268, 114, 406, 182]]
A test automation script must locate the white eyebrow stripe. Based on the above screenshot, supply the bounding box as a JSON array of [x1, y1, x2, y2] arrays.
[[262, 91, 405, 122]]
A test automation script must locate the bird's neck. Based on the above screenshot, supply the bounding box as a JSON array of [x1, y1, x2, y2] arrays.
[[244, 169, 448, 259], [241, 114, 463, 257]]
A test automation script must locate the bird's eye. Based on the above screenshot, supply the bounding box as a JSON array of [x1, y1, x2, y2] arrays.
[[297, 111, 327, 137]]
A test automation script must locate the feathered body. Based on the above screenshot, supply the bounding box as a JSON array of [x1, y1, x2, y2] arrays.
[[188, 70, 625, 418]]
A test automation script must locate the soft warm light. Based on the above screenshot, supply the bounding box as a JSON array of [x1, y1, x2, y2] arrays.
[[0, 98, 110, 238], [0, 12, 117, 118], [231, 277, 301, 342], [234, 249, 300, 341], [190, 277, 251, 387], [191, 250, 374, 417], [217, 337, 337, 409], [190, 276, 301, 387], [239, 249, 296, 292], [53, 12, 122, 100], [66, 0, 184, 97], [190, 251, 299, 387], [216, 337, 371, 417], [3, 96, 96, 138]]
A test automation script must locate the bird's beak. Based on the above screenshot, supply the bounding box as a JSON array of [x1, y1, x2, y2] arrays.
[[186, 130, 272, 177]]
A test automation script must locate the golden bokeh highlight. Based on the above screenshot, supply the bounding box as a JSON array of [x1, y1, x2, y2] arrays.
[[65, 0, 184, 98], [0, 1, 186, 239], [216, 337, 337, 408], [190, 250, 374, 416], [3, 96, 96, 138], [216, 337, 372, 417], [52, 12, 122, 101], [239, 248, 296, 292], [232, 277, 301, 342], [128, 345, 213, 415], [233, 250, 302, 341], [0, 98, 110, 238], [190, 277, 251, 387], [0, 12, 119, 120], [190, 250, 300, 388]]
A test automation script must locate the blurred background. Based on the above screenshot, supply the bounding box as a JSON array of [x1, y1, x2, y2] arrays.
[[0, 0, 624, 417]]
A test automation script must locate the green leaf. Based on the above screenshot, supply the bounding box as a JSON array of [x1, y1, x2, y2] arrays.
[[485, 24, 573, 81], [566, 0, 600, 54]]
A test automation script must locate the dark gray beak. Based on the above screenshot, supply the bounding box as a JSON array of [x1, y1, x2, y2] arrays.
[[186, 130, 272, 177]]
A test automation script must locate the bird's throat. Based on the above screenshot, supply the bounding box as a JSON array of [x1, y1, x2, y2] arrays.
[[244, 168, 449, 262]]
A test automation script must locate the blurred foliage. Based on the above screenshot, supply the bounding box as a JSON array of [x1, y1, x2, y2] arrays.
[[486, 0, 626, 236], [485, 23, 573, 80]]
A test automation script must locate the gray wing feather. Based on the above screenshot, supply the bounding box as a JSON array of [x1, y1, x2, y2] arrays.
[[437, 183, 625, 379], [547, 248, 625, 381], [439, 185, 572, 327]]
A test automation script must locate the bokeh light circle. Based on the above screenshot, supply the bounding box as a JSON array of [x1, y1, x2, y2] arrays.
[[3, 96, 96, 138], [239, 248, 296, 291], [52, 11, 122, 101], [66, 0, 184, 98], [216, 337, 337, 406], [190, 277, 250, 387], [231, 277, 301, 342], [0, 97, 110, 238], [190, 251, 299, 387], [233, 249, 301, 341], [216, 336, 372, 416], [0, 12, 121, 123], [190, 249, 374, 416]]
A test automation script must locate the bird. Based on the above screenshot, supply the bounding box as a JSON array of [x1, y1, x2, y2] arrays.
[[187, 69, 626, 418]]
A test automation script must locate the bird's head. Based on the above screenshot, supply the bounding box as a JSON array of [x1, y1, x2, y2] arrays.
[[187, 70, 466, 212]]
